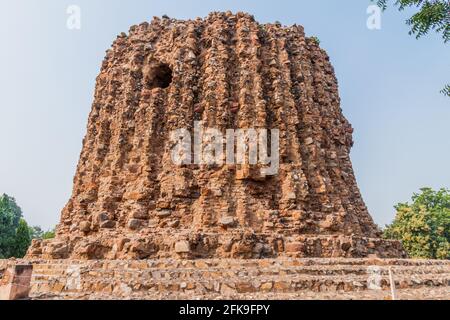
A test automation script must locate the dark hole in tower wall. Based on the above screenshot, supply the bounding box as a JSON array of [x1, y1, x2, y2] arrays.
[[146, 63, 173, 89]]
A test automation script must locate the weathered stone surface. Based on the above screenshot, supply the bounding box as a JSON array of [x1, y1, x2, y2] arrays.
[[79, 221, 91, 233], [157, 210, 172, 218], [174, 241, 190, 253], [127, 219, 143, 230], [2, 258, 447, 300], [219, 216, 235, 228], [0, 263, 33, 300], [26, 12, 405, 260]]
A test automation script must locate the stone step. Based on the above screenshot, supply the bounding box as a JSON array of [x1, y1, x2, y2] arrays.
[[30, 275, 449, 293], [31, 286, 450, 300], [27, 258, 450, 299], [30, 269, 450, 283], [30, 273, 449, 300], [29, 268, 450, 282], [31, 275, 449, 292], [28, 257, 450, 268], [30, 261, 450, 279], [30, 287, 450, 301]]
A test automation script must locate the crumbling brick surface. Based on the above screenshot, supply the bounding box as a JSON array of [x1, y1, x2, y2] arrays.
[[21, 258, 450, 300], [27, 12, 405, 260], [0, 262, 33, 300]]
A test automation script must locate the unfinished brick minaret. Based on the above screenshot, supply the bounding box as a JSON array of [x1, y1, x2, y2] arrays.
[[28, 12, 404, 260]]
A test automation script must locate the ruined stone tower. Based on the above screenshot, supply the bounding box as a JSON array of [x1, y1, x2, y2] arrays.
[[28, 12, 404, 260]]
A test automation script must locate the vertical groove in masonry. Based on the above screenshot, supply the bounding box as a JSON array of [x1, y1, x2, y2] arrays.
[[27, 12, 406, 260]]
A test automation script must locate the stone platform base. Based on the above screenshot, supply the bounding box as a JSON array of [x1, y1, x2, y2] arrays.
[[27, 231, 406, 260], [6, 258, 447, 300]]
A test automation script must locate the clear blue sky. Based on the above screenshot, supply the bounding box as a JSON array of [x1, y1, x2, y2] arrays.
[[0, 0, 448, 230]]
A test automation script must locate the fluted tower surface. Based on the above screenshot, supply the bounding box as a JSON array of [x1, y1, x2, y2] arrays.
[[27, 12, 405, 260]]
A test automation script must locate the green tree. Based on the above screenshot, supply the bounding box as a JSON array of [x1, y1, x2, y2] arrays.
[[372, 0, 450, 96], [42, 229, 55, 240], [29, 225, 55, 240], [29, 225, 43, 239], [373, 0, 449, 41], [13, 219, 32, 258], [384, 188, 450, 259], [0, 194, 23, 258]]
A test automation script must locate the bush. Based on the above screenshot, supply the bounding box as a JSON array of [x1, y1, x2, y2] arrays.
[[384, 188, 450, 259]]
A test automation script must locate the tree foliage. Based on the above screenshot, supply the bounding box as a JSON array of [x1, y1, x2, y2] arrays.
[[0, 194, 23, 258], [14, 219, 31, 258], [384, 188, 450, 259], [29, 225, 55, 240], [29, 225, 43, 239], [373, 0, 450, 42], [372, 1, 450, 97], [0, 194, 55, 258]]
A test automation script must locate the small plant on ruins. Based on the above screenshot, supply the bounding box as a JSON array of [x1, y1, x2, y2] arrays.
[[29, 225, 56, 240], [310, 36, 321, 45], [42, 229, 55, 240], [384, 188, 450, 259]]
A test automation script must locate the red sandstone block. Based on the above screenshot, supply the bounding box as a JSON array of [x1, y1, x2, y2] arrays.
[[0, 264, 33, 300], [285, 242, 304, 253]]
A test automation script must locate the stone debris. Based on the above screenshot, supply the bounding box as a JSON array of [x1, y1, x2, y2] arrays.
[[175, 241, 191, 253]]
